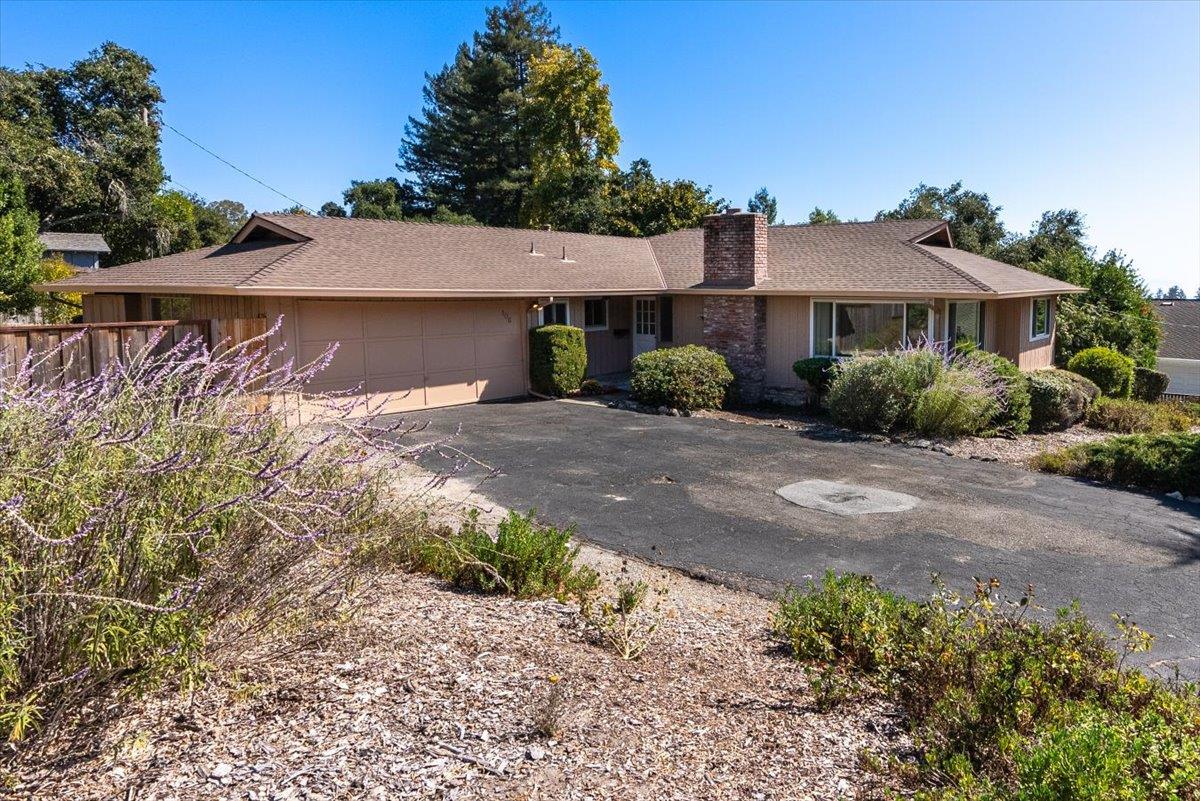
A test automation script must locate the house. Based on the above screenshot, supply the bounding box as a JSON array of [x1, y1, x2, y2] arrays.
[[39, 210, 1083, 412], [1153, 299, 1199, 397], [39, 232, 111, 271]]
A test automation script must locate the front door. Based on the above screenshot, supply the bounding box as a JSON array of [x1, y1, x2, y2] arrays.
[[633, 297, 657, 357]]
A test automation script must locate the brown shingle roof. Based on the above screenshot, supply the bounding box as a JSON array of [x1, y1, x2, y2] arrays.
[[38, 214, 1084, 298], [1154, 300, 1200, 360], [242, 214, 663, 293], [39, 232, 110, 253], [42, 240, 308, 290]]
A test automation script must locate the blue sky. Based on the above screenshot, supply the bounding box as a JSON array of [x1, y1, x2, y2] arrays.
[[2, 0, 1198, 291]]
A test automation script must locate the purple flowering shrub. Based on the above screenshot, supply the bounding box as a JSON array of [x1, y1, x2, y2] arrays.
[[0, 321, 419, 740]]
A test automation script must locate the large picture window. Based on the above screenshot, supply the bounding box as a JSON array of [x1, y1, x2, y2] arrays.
[[947, 301, 985, 348], [812, 300, 932, 357]]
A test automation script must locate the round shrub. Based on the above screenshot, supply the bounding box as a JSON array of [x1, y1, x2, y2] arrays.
[[1132, 366, 1170, 403], [913, 369, 1000, 437], [826, 351, 944, 433], [957, 349, 1031, 435], [529, 324, 586, 397], [629, 345, 733, 411], [792, 357, 836, 393], [1066, 347, 1134, 398], [1028, 369, 1099, 432]]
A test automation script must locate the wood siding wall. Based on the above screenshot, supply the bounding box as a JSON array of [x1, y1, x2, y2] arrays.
[[666, 295, 705, 346], [992, 297, 1055, 369], [765, 296, 810, 388]]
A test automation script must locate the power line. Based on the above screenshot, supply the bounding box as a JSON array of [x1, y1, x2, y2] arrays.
[[161, 121, 315, 213]]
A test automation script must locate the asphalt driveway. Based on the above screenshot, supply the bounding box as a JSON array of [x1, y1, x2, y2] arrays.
[[403, 398, 1200, 669]]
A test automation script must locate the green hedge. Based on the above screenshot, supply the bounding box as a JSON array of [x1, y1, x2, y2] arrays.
[[529, 325, 586, 397], [957, 349, 1031, 435], [1066, 347, 1134, 398], [826, 350, 944, 433], [1035, 433, 1200, 496], [1132, 366, 1171, 403], [1028, 369, 1099, 432], [630, 345, 733, 411]]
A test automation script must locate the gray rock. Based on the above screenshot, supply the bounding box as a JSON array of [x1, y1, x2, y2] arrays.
[[526, 744, 546, 761], [209, 763, 234, 779]]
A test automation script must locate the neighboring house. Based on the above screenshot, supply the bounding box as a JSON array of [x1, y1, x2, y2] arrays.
[[39, 211, 1083, 411], [1153, 299, 1200, 397], [39, 232, 111, 271]]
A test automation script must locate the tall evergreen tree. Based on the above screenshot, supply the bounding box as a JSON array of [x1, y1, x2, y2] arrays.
[[399, 1, 558, 227], [747, 187, 778, 224]]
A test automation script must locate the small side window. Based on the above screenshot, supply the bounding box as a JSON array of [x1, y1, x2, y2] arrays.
[[541, 301, 569, 326], [1030, 298, 1050, 340], [583, 298, 608, 330], [150, 296, 193, 320]]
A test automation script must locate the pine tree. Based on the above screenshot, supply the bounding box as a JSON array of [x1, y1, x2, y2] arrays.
[[400, 1, 558, 227]]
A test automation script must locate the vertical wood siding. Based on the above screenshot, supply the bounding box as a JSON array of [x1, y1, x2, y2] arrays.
[[765, 296, 810, 387], [667, 295, 705, 346]]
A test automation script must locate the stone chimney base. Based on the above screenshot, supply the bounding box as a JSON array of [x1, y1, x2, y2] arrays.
[[703, 295, 767, 404]]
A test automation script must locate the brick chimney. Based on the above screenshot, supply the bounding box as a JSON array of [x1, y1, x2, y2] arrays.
[[702, 208, 768, 286]]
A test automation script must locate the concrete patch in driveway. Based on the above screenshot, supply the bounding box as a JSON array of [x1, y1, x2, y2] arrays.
[[776, 479, 919, 516]]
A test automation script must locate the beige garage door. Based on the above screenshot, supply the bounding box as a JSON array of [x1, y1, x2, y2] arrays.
[[296, 299, 527, 413]]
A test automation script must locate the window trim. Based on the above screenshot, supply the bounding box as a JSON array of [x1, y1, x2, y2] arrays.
[[808, 298, 934, 357], [1030, 297, 1051, 341], [583, 297, 608, 332], [540, 300, 570, 326], [635, 297, 657, 337]]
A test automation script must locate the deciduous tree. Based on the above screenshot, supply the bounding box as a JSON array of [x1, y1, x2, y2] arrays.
[[604, 159, 725, 237], [807, 207, 840, 225], [876, 181, 1005, 255]]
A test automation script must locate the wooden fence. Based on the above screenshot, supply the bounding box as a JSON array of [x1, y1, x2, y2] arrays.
[[0, 317, 269, 385]]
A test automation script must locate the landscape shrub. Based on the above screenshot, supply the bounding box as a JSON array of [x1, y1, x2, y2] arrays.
[[0, 324, 402, 741], [792, 357, 836, 395], [957, 349, 1031, 435], [1066, 346, 1134, 398], [529, 324, 587, 397], [826, 349, 945, 433], [1132, 366, 1171, 403], [773, 572, 1200, 799], [629, 345, 733, 411], [409, 510, 597, 600], [1027, 369, 1099, 432], [912, 369, 1000, 437], [1085, 397, 1193, 435], [578, 378, 605, 395], [1034, 433, 1200, 496]]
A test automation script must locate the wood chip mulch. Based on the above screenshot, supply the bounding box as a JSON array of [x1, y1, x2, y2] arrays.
[[6, 552, 909, 801]]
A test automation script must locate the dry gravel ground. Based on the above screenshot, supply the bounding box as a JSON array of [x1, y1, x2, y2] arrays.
[[5, 472, 909, 801]]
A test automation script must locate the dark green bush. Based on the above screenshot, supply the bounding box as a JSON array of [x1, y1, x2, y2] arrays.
[[1066, 347, 1134, 398], [1028, 369, 1099, 432], [1132, 366, 1171, 403], [1085, 397, 1193, 434], [1034, 433, 1200, 495], [792, 357, 836, 394], [630, 345, 733, 410], [826, 350, 944, 433], [411, 510, 598, 600], [529, 324, 587, 397], [957, 349, 1031, 435], [773, 572, 1200, 799]]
